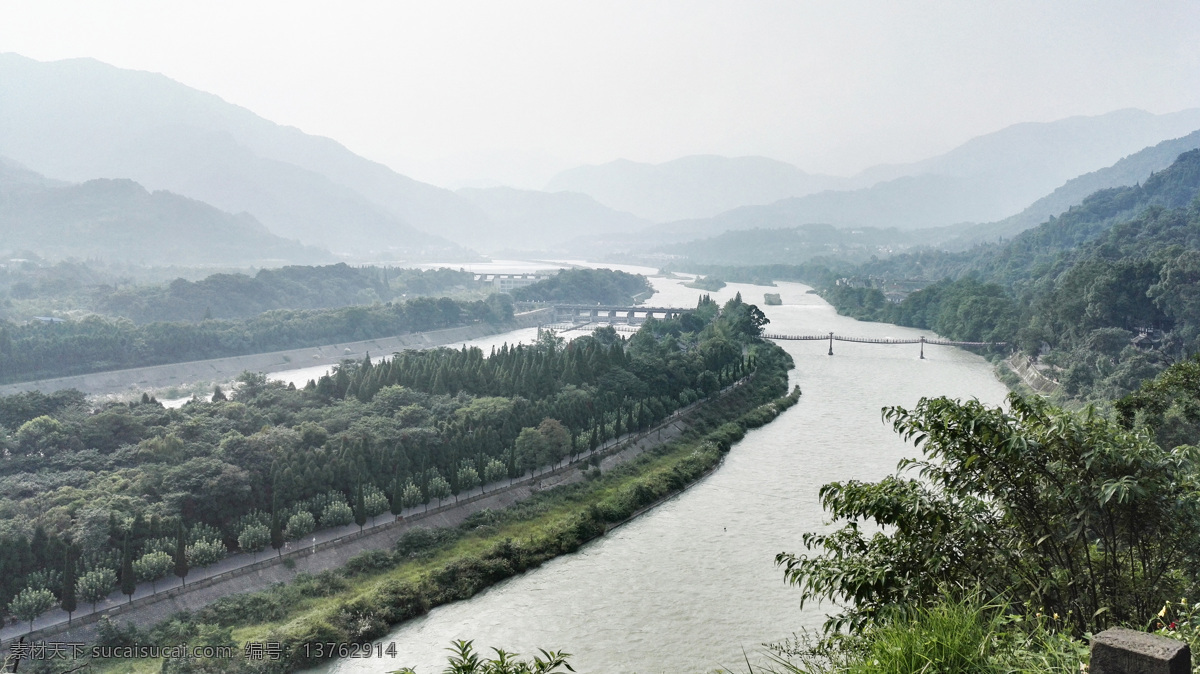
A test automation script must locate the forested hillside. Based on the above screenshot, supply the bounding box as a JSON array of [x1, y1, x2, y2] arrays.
[[0, 294, 779, 634], [945, 128, 1200, 247], [96, 266, 476, 323], [840, 149, 1200, 285], [0, 294, 513, 384], [0, 261, 478, 324], [822, 150, 1200, 400]]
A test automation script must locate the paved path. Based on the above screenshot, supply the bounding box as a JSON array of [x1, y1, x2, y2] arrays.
[[0, 378, 748, 649]]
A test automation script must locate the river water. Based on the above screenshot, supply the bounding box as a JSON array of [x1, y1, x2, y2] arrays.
[[304, 272, 1009, 674]]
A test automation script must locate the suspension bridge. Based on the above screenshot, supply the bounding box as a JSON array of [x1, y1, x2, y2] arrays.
[[536, 310, 1007, 359], [762, 332, 1006, 358]]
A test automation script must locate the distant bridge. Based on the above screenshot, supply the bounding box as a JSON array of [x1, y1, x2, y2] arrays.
[[763, 332, 1006, 358], [549, 304, 686, 324]]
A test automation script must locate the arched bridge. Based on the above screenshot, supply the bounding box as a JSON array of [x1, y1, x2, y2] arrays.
[[763, 332, 1006, 358]]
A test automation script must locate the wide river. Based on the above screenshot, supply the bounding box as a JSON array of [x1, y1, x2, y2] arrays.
[[293, 269, 1009, 674]]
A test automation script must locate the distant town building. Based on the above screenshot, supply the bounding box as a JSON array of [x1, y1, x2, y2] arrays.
[[474, 271, 557, 293]]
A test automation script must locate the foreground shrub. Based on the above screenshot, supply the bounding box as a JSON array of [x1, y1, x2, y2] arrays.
[[778, 393, 1200, 634], [391, 639, 573, 674]]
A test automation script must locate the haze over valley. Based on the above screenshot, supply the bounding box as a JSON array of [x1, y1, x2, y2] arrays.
[[3, 4, 1200, 673], [7, 52, 1200, 267]]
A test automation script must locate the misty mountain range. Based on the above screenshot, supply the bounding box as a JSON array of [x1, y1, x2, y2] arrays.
[[0, 157, 328, 265], [641, 129, 1200, 267], [547, 108, 1200, 228], [545, 155, 847, 223], [0, 53, 475, 259], [942, 129, 1200, 248], [3, 52, 1200, 266]]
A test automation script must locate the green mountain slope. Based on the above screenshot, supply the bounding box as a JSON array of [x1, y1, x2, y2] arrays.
[[0, 159, 329, 265], [824, 150, 1200, 401], [947, 129, 1200, 247], [843, 150, 1200, 287], [641, 110, 1200, 237]]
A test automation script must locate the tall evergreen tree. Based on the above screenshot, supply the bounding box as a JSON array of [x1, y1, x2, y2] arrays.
[[30, 526, 48, 570], [270, 511, 284, 558], [60, 544, 77, 624], [173, 522, 189, 587], [390, 475, 404, 519], [354, 484, 367, 532], [120, 536, 135, 603]]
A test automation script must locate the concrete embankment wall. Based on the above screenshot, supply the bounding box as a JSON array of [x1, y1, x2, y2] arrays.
[[1005, 354, 1061, 396], [0, 309, 553, 397]]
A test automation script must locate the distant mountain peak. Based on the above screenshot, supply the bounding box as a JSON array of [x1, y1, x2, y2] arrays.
[[455, 185, 648, 254], [545, 154, 843, 222], [0, 160, 330, 265], [0, 52, 485, 259]]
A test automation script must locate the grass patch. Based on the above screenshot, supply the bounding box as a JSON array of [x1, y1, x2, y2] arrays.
[[750, 597, 1088, 674]]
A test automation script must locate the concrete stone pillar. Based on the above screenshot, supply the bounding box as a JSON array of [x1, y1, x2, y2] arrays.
[[1091, 628, 1190, 674]]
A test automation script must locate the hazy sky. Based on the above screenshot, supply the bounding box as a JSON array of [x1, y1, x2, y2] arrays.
[[3, 1, 1200, 188]]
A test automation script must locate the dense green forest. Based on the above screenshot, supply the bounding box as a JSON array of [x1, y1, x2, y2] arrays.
[[0, 293, 778, 634], [0, 293, 514, 383], [0, 261, 478, 323], [805, 150, 1200, 402], [510, 268, 653, 304], [95, 265, 476, 323]]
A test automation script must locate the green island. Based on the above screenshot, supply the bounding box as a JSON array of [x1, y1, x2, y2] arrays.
[[509, 268, 653, 305], [684, 275, 727, 292]]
